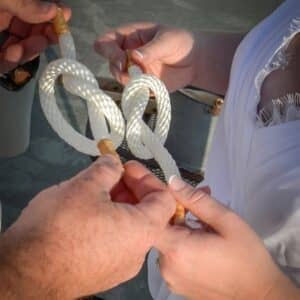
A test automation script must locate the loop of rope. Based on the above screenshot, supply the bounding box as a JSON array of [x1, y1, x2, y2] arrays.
[[39, 34, 125, 156], [122, 74, 171, 159], [39, 33, 180, 180]]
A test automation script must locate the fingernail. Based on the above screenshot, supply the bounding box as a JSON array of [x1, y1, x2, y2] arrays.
[[168, 175, 187, 191], [118, 61, 123, 72], [133, 50, 144, 60], [41, 2, 56, 13], [113, 61, 123, 72]]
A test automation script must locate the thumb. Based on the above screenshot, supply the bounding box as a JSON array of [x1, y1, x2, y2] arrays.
[[168, 176, 236, 236], [130, 31, 171, 66], [1, 0, 57, 24], [72, 155, 124, 195]]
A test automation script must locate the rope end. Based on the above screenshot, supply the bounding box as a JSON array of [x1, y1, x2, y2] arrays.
[[172, 204, 186, 225], [53, 7, 69, 36], [126, 51, 134, 70], [97, 139, 121, 161], [126, 51, 144, 77]]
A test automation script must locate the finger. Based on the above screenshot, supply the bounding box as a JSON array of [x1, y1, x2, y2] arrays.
[[123, 161, 176, 227], [201, 186, 211, 195], [123, 161, 167, 199], [19, 35, 48, 63], [3, 7, 71, 47], [0, 35, 48, 69], [136, 189, 176, 231], [168, 176, 236, 236], [122, 30, 145, 50], [109, 63, 122, 82], [1, 36, 19, 50], [0, 43, 23, 73], [10, 5, 72, 42], [129, 30, 170, 67], [1, 0, 57, 24], [60, 5, 72, 22], [41, 4, 72, 43], [8, 18, 31, 39], [155, 225, 191, 254], [30, 23, 46, 36], [94, 31, 127, 72], [117, 22, 160, 50], [73, 155, 124, 194], [111, 180, 138, 205], [44, 25, 59, 44], [130, 27, 191, 71], [109, 63, 129, 86], [0, 11, 12, 32], [44, 19, 72, 45]]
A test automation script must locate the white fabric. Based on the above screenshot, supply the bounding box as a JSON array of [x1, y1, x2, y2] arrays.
[[257, 93, 300, 127], [39, 32, 180, 181], [149, 1, 300, 299]]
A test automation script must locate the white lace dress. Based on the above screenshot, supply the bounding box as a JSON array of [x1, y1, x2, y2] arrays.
[[148, 1, 300, 299]]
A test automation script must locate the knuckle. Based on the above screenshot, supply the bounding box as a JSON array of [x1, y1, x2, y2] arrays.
[[70, 177, 87, 191], [92, 161, 115, 178], [157, 190, 173, 203], [186, 187, 207, 205], [63, 178, 89, 200], [18, 0, 34, 10]]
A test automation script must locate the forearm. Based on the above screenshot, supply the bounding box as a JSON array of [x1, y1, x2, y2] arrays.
[[191, 31, 244, 95]]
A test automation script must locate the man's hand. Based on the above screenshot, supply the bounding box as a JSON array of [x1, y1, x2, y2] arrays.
[[156, 176, 300, 300], [94, 22, 198, 92], [0, 157, 176, 299], [0, 0, 71, 73]]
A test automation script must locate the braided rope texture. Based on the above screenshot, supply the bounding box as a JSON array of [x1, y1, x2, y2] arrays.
[[39, 33, 180, 180]]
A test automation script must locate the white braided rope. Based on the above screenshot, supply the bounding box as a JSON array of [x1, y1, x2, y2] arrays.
[[123, 66, 180, 179], [40, 33, 125, 156], [39, 32, 180, 180]]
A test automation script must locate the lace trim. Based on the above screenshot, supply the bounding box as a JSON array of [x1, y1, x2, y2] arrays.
[[255, 17, 300, 127], [257, 93, 300, 127]]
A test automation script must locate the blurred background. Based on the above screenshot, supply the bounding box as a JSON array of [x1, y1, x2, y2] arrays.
[[63, 0, 284, 77], [0, 1, 284, 299]]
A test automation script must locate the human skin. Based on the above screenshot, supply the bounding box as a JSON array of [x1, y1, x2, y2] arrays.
[[0, 0, 71, 73], [94, 22, 243, 95], [0, 157, 176, 299], [154, 175, 300, 300]]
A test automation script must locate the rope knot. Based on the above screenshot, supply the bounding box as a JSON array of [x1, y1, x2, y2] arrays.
[[39, 38, 125, 156], [122, 72, 171, 160]]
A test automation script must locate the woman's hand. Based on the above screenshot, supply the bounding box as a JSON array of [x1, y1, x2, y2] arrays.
[[0, 0, 71, 73], [156, 176, 300, 300], [94, 22, 199, 92]]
